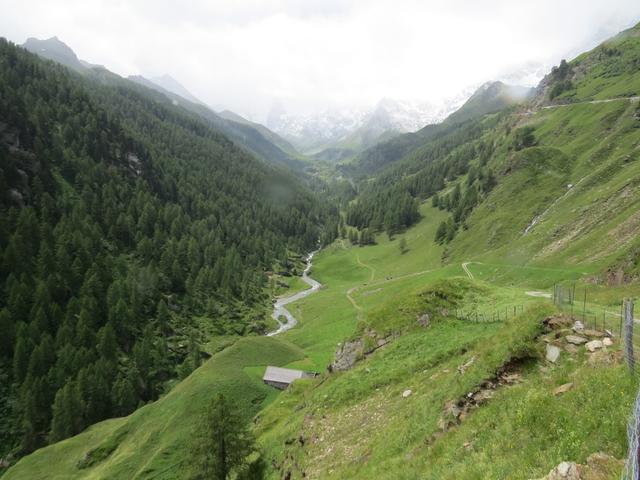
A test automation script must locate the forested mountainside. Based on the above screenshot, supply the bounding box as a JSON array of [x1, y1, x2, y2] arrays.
[[0, 38, 336, 457], [23, 36, 306, 173], [345, 114, 499, 236]]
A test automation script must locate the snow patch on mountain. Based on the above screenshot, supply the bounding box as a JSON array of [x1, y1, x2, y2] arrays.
[[266, 93, 474, 153]]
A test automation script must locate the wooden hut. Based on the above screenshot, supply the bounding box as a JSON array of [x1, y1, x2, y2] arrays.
[[262, 366, 313, 390]]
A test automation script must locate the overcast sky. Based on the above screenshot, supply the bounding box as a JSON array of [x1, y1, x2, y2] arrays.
[[2, 0, 640, 120]]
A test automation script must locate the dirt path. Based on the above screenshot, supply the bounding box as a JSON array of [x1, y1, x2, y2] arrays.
[[541, 96, 640, 109], [462, 262, 475, 280], [519, 96, 640, 117], [346, 266, 437, 312], [357, 254, 375, 282], [346, 285, 363, 313]]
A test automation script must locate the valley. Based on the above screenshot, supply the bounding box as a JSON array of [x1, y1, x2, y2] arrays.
[[3, 13, 640, 480], [6, 199, 639, 479]]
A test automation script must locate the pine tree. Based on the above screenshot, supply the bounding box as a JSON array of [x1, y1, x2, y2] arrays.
[[398, 238, 408, 254], [97, 323, 118, 362], [13, 331, 32, 383], [0, 308, 15, 358], [50, 380, 83, 442], [435, 221, 447, 244], [189, 393, 255, 480], [156, 299, 171, 337], [112, 373, 138, 417]]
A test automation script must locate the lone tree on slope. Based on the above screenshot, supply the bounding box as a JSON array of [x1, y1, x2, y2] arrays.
[[189, 393, 258, 479]]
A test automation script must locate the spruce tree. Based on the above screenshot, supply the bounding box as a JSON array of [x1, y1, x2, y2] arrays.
[[189, 393, 255, 480]]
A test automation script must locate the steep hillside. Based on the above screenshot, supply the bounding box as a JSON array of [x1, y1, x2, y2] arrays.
[[534, 22, 640, 105], [22, 37, 306, 172], [436, 25, 640, 274], [218, 110, 301, 159], [149, 74, 204, 105], [445, 81, 533, 124], [0, 38, 334, 462], [125, 74, 307, 172], [3, 336, 306, 480], [443, 99, 638, 268]]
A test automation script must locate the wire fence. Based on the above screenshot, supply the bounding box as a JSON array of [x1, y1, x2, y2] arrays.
[[454, 284, 640, 477], [454, 304, 525, 323], [552, 283, 627, 337], [551, 286, 639, 479]]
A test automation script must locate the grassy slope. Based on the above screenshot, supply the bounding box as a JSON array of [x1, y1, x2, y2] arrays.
[[448, 99, 640, 275], [257, 302, 635, 479], [4, 337, 305, 480], [280, 202, 448, 370]]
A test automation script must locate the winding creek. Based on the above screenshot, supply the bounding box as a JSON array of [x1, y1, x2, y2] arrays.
[[267, 251, 321, 336]]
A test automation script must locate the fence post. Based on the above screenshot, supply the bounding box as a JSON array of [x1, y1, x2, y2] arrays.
[[624, 386, 640, 480], [624, 298, 635, 374]]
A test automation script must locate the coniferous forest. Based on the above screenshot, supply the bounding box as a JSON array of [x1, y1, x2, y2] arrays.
[[344, 117, 498, 237], [0, 39, 336, 455]]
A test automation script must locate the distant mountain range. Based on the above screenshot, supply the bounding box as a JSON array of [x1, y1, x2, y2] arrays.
[[342, 80, 535, 177], [266, 92, 475, 160]]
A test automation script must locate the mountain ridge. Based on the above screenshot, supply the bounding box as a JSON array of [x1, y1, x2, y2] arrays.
[[19, 36, 306, 171], [340, 80, 533, 178]]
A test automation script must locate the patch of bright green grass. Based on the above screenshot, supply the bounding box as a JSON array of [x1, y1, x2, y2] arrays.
[[256, 304, 570, 479], [273, 274, 308, 297], [413, 349, 635, 479], [4, 336, 305, 480]]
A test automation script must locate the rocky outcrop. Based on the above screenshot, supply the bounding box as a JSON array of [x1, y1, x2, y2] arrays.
[[546, 344, 561, 363], [329, 330, 395, 372], [533, 452, 623, 479], [543, 314, 618, 365], [416, 313, 430, 327], [565, 335, 588, 345], [330, 339, 364, 372]]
